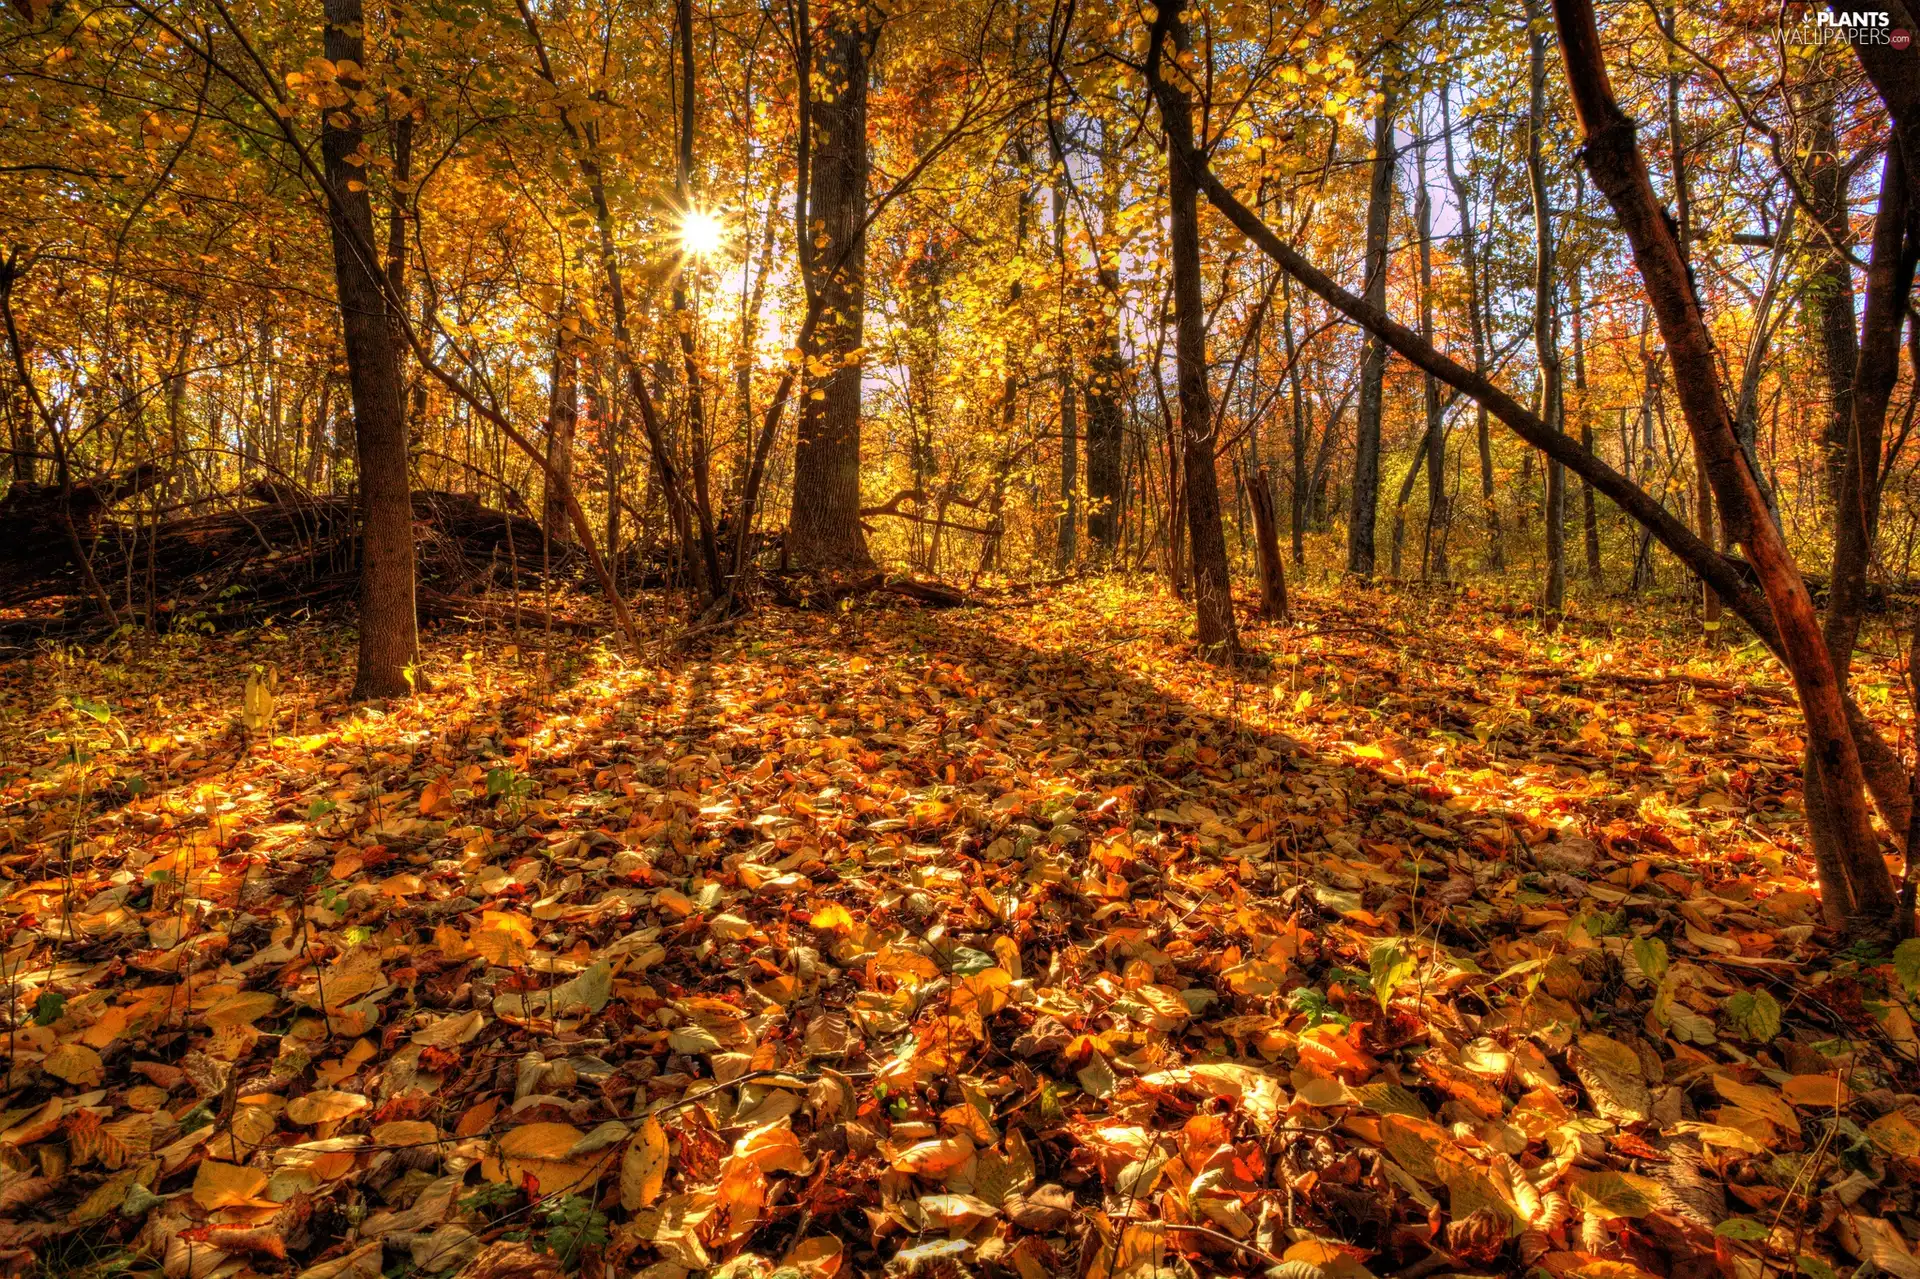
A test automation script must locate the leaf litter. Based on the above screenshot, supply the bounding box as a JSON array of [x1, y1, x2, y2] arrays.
[[3, 581, 1920, 1279]]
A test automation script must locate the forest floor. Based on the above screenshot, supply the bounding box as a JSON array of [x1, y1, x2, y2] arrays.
[[4, 579, 1920, 1279]]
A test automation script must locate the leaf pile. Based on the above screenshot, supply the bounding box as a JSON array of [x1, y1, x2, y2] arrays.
[[4, 581, 1920, 1279]]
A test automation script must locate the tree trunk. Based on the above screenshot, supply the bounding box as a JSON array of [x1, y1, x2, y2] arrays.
[[543, 320, 578, 545], [1348, 82, 1396, 580], [1055, 157, 1078, 568], [1414, 124, 1447, 581], [599, 372, 622, 562], [1170, 85, 1920, 888], [1826, 145, 1918, 677], [1663, 51, 1722, 634], [1248, 466, 1289, 620], [1084, 118, 1125, 560], [1147, 0, 1237, 654], [5, 380, 29, 485], [1553, 0, 1898, 932], [788, 3, 875, 570], [1810, 81, 1860, 509], [322, 0, 420, 700], [1569, 189, 1602, 583], [1526, 0, 1566, 617], [1389, 435, 1428, 580], [1440, 84, 1499, 573], [673, 0, 723, 594]]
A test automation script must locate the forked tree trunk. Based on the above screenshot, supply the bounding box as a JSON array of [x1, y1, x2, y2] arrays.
[[1826, 145, 1917, 679], [1147, 0, 1237, 654], [1553, 0, 1897, 932], [321, 0, 420, 700], [1166, 79, 1916, 931]]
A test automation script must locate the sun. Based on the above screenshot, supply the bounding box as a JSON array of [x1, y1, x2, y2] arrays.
[[680, 209, 725, 258]]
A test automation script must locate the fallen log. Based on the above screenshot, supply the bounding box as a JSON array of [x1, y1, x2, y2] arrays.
[[417, 587, 603, 633], [0, 477, 583, 628], [765, 571, 977, 610]]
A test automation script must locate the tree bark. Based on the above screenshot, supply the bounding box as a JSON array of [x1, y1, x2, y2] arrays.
[[1440, 83, 1500, 573], [1808, 84, 1859, 510], [1147, 0, 1237, 653], [1414, 124, 1447, 581], [1283, 273, 1309, 565], [321, 0, 420, 700], [1526, 0, 1566, 616], [1826, 144, 1918, 678], [788, 1, 875, 570], [1348, 81, 1396, 580], [1084, 117, 1125, 559], [543, 319, 578, 545], [1248, 466, 1289, 620], [1055, 153, 1078, 568], [1570, 186, 1602, 583], [1662, 52, 1722, 634], [673, 0, 722, 594]]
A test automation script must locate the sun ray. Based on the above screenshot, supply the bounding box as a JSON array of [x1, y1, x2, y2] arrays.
[[680, 209, 724, 258]]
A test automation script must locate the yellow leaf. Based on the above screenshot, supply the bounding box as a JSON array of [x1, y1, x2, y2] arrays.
[[44, 1042, 105, 1086], [487, 1122, 609, 1197], [286, 1090, 369, 1126], [1713, 1075, 1799, 1136], [372, 1120, 440, 1149], [1570, 1169, 1664, 1220], [620, 1117, 670, 1209], [891, 1133, 974, 1176], [193, 1160, 271, 1210], [810, 903, 855, 934], [471, 911, 535, 966], [783, 1236, 844, 1278], [204, 990, 279, 1029], [1867, 1107, 1920, 1157], [1781, 1075, 1852, 1109]]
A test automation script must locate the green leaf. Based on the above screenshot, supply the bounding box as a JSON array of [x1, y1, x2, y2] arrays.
[[1569, 1169, 1662, 1219], [1632, 936, 1669, 984], [68, 695, 111, 723], [1715, 1218, 1769, 1243], [32, 991, 66, 1026], [1797, 1256, 1838, 1279], [1722, 990, 1782, 1043], [1370, 938, 1416, 1011], [947, 947, 997, 976], [1892, 938, 1920, 995], [1076, 1053, 1117, 1099]]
